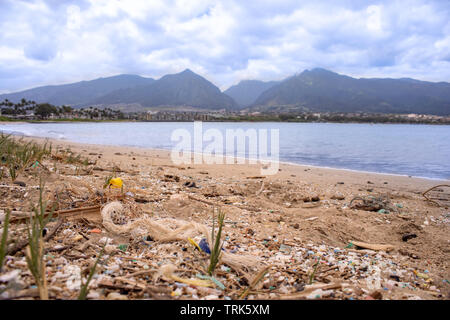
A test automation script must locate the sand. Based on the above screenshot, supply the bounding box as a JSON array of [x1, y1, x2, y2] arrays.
[[0, 135, 449, 300]]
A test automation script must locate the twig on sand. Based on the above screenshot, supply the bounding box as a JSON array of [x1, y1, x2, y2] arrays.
[[275, 282, 343, 300], [422, 184, 450, 207], [187, 195, 217, 206], [256, 181, 265, 196], [188, 194, 260, 212], [9, 205, 101, 223], [7, 218, 63, 256], [348, 240, 394, 252], [239, 266, 270, 299]]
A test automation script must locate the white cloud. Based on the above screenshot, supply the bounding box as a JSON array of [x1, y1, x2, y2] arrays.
[[366, 5, 383, 33], [0, 0, 449, 93]]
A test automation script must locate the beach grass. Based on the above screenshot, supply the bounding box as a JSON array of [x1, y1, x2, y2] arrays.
[[78, 245, 105, 300], [207, 209, 225, 276], [0, 134, 52, 181], [0, 209, 10, 272], [25, 179, 54, 300]]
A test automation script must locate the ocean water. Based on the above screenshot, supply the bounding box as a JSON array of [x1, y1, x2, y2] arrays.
[[1, 122, 449, 180]]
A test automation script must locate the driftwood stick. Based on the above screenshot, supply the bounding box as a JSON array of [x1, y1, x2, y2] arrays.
[[188, 194, 260, 212], [44, 218, 64, 241], [349, 240, 394, 252], [240, 265, 270, 300], [276, 282, 342, 300], [6, 218, 64, 256], [10, 205, 101, 222], [256, 181, 265, 196], [187, 195, 218, 206], [125, 269, 158, 278], [45, 244, 73, 253]]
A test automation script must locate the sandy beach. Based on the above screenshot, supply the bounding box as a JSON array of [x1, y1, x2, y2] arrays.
[[1, 134, 449, 300]]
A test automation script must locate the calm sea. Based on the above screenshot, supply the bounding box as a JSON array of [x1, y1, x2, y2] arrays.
[[1, 122, 449, 180]]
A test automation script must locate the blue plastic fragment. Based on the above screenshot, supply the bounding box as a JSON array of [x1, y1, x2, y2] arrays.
[[199, 238, 211, 254]]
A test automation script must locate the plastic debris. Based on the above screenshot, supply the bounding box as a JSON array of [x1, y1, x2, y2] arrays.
[[220, 266, 231, 272], [196, 274, 225, 290], [0, 139, 446, 301], [402, 233, 417, 242], [188, 237, 202, 252], [199, 238, 211, 254], [159, 264, 213, 288], [109, 177, 123, 189], [279, 244, 292, 254]]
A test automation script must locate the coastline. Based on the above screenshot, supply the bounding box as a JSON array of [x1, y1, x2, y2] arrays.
[[15, 133, 448, 189], [4, 122, 450, 182], [1, 119, 450, 125]]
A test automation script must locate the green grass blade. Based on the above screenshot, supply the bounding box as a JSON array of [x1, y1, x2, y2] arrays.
[[0, 209, 11, 271]]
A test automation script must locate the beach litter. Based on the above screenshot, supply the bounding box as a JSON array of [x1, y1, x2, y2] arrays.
[[347, 240, 394, 252], [108, 177, 123, 189], [349, 195, 399, 213], [0, 136, 447, 300], [402, 233, 417, 242]]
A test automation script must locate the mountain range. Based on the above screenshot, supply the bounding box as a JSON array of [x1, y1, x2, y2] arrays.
[[1, 68, 449, 115], [90, 69, 236, 110], [251, 68, 450, 115], [0, 74, 155, 107]]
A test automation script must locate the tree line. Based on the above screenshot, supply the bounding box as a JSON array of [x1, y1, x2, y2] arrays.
[[0, 98, 125, 120]]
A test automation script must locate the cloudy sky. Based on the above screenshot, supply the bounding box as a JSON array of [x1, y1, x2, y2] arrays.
[[0, 0, 449, 93]]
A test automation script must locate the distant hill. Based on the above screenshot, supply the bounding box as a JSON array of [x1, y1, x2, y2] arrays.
[[224, 80, 279, 107], [252, 68, 450, 115], [2, 68, 449, 115], [0, 74, 155, 107], [92, 69, 238, 110]]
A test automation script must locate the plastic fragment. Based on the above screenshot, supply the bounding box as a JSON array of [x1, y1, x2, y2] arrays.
[[188, 237, 202, 252], [109, 177, 123, 189], [196, 274, 225, 290], [199, 238, 211, 254]]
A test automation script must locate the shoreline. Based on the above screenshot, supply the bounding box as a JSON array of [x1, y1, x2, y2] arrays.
[[1, 119, 450, 125], [3, 129, 448, 183], [11, 134, 447, 193]]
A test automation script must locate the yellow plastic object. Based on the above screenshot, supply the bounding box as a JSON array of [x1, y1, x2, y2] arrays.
[[413, 270, 429, 279], [188, 237, 203, 252], [109, 177, 123, 189]]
